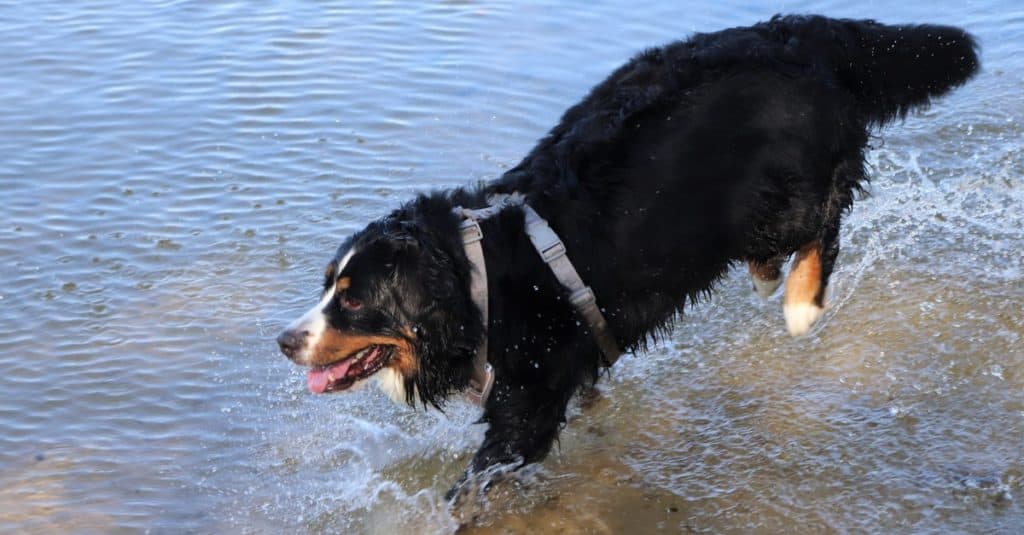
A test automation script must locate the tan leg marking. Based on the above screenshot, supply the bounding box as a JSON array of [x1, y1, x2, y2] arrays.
[[784, 241, 825, 336]]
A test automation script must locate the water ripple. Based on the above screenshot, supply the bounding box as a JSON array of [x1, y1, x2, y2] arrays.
[[0, 0, 1021, 532]]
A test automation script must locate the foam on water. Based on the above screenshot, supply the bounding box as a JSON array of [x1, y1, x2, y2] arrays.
[[210, 366, 484, 532]]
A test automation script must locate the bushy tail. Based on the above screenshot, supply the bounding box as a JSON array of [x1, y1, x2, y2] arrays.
[[765, 15, 980, 125]]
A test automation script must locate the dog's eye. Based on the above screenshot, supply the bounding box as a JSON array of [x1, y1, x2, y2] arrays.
[[342, 295, 362, 311]]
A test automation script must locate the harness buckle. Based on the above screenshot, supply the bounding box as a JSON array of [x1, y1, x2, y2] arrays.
[[569, 287, 597, 308], [459, 219, 483, 244], [465, 363, 494, 406], [540, 241, 566, 262]]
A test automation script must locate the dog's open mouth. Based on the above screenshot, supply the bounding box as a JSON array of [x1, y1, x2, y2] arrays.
[[306, 345, 393, 394]]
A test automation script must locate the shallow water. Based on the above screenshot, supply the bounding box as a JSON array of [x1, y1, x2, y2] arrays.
[[0, 0, 1022, 533]]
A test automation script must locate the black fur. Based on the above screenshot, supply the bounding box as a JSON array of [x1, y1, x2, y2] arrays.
[[284, 15, 979, 490]]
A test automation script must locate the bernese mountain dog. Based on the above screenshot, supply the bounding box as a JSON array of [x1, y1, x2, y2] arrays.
[[277, 15, 979, 495]]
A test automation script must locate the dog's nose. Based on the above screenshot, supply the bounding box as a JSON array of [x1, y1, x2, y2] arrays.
[[277, 329, 307, 360]]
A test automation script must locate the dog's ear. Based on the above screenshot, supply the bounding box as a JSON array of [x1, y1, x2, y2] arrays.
[[396, 221, 421, 245], [382, 229, 416, 246], [373, 216, 419, 249], [367, 221, 421, 273]]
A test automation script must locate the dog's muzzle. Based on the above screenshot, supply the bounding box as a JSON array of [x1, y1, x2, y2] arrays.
[[277, 328, 307, 360]]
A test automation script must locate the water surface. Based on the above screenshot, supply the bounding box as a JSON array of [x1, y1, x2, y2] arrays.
[[0, 1, 1022, 533]]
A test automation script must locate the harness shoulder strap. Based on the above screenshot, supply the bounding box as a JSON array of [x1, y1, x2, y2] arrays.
[[519, 204, 622, 365]]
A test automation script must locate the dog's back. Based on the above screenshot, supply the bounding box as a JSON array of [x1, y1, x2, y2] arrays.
[[493, 15, 979, 339]]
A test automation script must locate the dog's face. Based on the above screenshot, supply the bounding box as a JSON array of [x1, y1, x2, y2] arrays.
[[277, 212, 482, 407]]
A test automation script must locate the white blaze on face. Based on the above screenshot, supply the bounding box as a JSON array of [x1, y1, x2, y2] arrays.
[[285, 247, 357, 364]]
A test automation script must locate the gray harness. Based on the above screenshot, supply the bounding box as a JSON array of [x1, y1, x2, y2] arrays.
[[454, 193, 621, 405]]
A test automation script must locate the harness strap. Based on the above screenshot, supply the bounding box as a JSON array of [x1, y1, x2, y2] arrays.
[[457, 215, 494, 406], [519, 203, 622, 365], [454, 193, 621, 406]]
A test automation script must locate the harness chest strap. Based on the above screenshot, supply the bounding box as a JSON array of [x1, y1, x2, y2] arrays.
[[455, 194, 622, 405], [457, 215, 494, 406]]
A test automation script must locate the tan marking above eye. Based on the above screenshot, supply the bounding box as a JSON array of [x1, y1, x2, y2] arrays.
[[324, 261, 337, 281], [337, 277, 352, 290]]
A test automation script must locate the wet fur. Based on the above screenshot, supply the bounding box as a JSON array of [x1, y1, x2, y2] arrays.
[[285, 15, 979, 491]]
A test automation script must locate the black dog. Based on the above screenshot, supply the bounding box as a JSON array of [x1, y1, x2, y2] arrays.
[[277, 15, 978, 491]]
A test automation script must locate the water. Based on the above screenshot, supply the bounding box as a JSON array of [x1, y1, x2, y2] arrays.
[[0, 0, 1021, 532]]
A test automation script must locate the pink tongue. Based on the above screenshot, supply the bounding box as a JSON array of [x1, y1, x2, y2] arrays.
[[307, 359, 354, 393]]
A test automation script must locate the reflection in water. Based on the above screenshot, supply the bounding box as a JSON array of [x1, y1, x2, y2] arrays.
[[0, 1, 1021, 532]]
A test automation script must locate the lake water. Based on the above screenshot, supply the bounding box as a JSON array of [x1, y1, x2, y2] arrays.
[[1, 1, 1022, 533]]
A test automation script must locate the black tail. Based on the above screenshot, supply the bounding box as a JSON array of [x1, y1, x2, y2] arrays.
[[764, 15, 980, 126]]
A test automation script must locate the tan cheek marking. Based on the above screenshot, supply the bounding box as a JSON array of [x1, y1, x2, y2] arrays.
[[337, 277, 351, 290], [390, 345, 418, 376], [389, 328, 419, 375], [324, 262, 336, 281], [310, 332, 417, 370], [784, 241, 824, 307]]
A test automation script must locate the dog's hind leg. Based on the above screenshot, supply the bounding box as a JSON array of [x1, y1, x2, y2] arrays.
[[748, 255, 787, 300], [783, 221, 840, 336], [783, 242, 824, 335]]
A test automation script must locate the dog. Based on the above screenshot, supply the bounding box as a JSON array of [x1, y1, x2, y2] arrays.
[[277, 15, 979, 494]]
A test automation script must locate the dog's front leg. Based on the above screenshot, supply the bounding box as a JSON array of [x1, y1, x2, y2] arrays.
[[475, 389, 565, 463], [473, 384, 566, 470], [446, 378, 572, 500]]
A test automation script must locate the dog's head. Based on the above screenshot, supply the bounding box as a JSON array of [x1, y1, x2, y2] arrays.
[[277, 202, 483, 407]]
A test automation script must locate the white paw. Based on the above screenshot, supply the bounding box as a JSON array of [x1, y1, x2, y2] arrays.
[[784, 302, 824, 336], [752, 276, 782, 300]]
